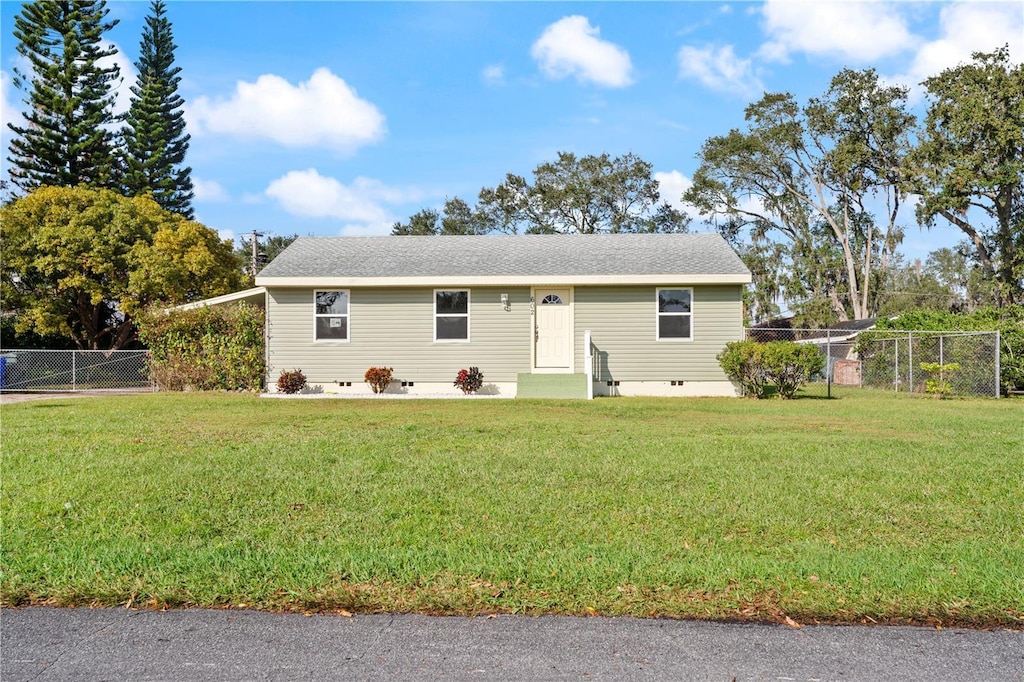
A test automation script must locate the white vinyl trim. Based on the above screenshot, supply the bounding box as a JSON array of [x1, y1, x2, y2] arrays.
[[313, 289, 351, 343], [257, 273, 752, 287], [433, 289, 470, 343], [656, 287, 694, 342]]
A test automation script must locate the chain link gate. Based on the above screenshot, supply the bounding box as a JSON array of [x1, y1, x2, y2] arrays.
[[0, 350, 155, 392], [745, 328, 1001, 398]]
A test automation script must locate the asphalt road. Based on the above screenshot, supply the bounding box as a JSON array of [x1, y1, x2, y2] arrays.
[[2, 608, 1021, 681]]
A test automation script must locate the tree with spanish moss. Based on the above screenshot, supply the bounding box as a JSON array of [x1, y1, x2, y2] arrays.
[[908, 46, 1024, 306]]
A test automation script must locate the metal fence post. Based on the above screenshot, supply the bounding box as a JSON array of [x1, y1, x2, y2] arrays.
[[894, 338, 899, 392], [995, 330, 1001, 399], [72, 350, 77, 392], [826, 329, 832, 399], [908, 331, 913, 395]]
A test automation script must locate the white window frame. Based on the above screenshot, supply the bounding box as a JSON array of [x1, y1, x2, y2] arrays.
[[434, 289, 470, 343], [313, 289, 350, 343], [656, 287, 693, 342]]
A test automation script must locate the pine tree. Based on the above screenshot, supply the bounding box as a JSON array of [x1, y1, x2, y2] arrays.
[[7, 0, 121, 191], [123, 0, 193, 218]]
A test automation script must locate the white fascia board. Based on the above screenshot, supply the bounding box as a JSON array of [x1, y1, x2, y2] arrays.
[[255, 274, 752, 287], [167, 287, 267, 312]]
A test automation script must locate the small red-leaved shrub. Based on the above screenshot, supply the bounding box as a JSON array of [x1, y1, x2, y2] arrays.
[[454, 367, 484, 394], [364, 366, 393, 394], [276, 369, 307, 394]]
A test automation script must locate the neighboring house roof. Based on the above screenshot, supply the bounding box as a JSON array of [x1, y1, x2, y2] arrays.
[[750, 317, 878, 342], [255, 234, 752, 287], [167, 287, 267, 312]]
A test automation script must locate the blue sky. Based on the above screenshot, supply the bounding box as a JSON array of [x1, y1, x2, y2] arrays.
[[2, 1, 1022, 264]]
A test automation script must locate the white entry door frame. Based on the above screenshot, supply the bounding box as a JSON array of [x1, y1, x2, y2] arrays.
[[531, 287, 574, 373]]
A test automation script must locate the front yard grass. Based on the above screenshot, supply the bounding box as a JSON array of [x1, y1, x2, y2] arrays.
[[2, 389, 1021, 626]]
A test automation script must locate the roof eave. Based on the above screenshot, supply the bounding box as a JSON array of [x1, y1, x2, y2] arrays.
[[255, 274, 753, 287]]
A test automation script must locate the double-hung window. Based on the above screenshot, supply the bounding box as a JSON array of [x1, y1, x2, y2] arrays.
[[657, 288, 692, 341], [314, 290, 349, 341], [435, 290, 469, 341]]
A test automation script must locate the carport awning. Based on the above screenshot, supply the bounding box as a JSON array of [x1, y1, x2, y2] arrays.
[[167, 287, 266, 312]]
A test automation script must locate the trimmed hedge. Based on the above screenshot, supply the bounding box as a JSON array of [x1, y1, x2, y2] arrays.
[[138, 303, 265, 391], [718, 340, 825, 399]]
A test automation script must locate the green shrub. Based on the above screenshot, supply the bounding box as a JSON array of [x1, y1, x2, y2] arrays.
[[454, 367, 484, 394], [276, 369, 307, 394], [718, 340, 824, 399], [717, 341, 768, 398], [364, 366, 393, 394], [137, 303, 265, 391], [760, 341, 826, 399], [919, 361, 960, 398]]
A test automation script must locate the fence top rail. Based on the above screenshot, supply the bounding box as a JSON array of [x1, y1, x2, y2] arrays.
[[748, 328, 997, 337], [0, 349, 150, 355]]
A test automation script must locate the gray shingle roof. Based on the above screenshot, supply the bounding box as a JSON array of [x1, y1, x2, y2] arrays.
[[257, 234, 750, 282]]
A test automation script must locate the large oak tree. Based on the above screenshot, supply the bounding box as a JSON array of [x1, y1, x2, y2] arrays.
[[909, 46, 1024, 306], [685, 70, 914, 323]]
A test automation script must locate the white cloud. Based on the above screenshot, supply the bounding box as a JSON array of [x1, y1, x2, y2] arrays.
[[654, 170, 693, 213], [482, 64, 505, 86], [678, 44, 764, 98], [99, 40, 137, 116], [264, 169, 413, 233], [189, 68, 386, 152], [192, 177, 229, 203], [759, 0, 917, 63], [217, 228, 235, 243], [890, 3, 1023, 96], [531, 16, 634, 88]]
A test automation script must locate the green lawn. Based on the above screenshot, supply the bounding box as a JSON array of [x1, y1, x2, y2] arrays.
[[2, 389, 1022, 626]]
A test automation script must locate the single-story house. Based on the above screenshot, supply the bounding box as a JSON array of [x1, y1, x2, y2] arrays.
[[253, 233, 752, 398]]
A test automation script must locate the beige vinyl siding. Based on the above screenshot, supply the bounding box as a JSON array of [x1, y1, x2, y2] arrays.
[[574, 285, 743, 382], [267, 287, 532, 384]]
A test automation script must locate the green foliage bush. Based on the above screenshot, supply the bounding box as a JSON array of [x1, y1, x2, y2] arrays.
[[137, 303, 265, 391], [872, 306, 1024, 395], [454, 366, 484, 394], [717, 341, 768, 398], [761, 341, 826, 398], [364, 366, 393, 394], [718, 340, 824, 399], [919, 362, 960, 398], [276, 369, 307, 394]]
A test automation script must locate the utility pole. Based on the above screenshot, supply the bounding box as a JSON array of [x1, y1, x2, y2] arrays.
[[250, 230, 264, 277]]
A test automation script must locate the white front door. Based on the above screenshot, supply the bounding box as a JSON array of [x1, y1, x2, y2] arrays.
[[535, 288, 572, 369]]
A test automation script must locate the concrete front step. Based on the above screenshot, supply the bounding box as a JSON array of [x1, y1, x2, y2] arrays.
[[516, 373, 589, 399]]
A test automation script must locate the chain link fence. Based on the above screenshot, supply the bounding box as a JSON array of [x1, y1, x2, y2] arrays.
[[746, 328, 1001, 398], [0, 350, 155, 392]]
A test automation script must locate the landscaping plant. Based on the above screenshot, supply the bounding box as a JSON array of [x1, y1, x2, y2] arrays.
[[760, 341, 826, 399], [920, 361, 960, 398], [364, 366, 393, 394], [718, 340, 822, 398], [276, 369, 307, 394], [454, 367, 484, 394], [716, 340, 767, 398]]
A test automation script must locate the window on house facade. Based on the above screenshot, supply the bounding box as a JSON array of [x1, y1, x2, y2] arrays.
[[657, 288, 692, 340], [314, 290, 349, 341], [435, 290, 469, 341]]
